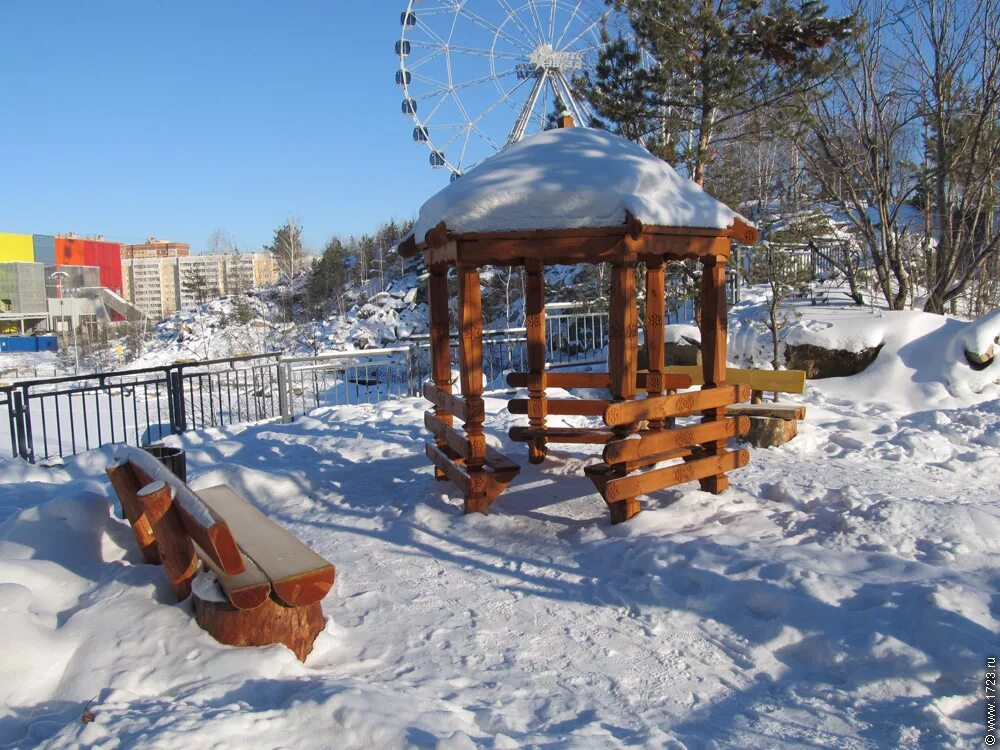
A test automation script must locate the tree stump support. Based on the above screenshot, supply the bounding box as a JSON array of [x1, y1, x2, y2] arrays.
[[191, 573, 325, 662]]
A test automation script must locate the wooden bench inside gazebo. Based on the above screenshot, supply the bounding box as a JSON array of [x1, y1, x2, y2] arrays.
[[400, 121, 760, 524]]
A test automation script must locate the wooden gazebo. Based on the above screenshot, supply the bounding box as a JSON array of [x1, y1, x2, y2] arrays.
[[399, 122, 759, 524]]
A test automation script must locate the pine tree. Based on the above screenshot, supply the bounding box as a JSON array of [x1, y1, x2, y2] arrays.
[[309, 237, 350, 315], [225, 247, 256, 324], [581, 0, 854, 186], [181, 266, 212, 307]]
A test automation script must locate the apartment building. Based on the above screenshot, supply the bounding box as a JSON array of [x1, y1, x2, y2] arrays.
[[121, 238, 191, 260], [124, 258, 181, 318], [122, 253, 278, 318]]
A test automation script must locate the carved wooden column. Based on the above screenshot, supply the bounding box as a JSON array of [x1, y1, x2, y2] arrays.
[[428, 268, 452, 480], [524, 258, 547, 463], [644, 259, 666, 430], [457, 266, 488, 514], [699, 253, 729, 493], [607, 256, 640, 523]]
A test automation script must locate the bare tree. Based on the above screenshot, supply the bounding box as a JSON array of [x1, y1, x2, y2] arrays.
[[208, 228, 233, 254], [901, 0, 1000, 313], [266, 216, 308, 286], [799, 0, 921, 310]]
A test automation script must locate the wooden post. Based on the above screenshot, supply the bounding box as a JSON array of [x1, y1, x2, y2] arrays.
[[644, 259, 666, 430], [607, 257, 640, 523], [525, 258, 547, 463], [699, 254, 730, 494], [137, 480, 200, 600], [457, 266, 488, 514], [428, 268, 452, 480], [106, 460, 161, 564]]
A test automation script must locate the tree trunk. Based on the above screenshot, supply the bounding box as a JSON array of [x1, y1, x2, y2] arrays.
[[192, 577, 325, 663]]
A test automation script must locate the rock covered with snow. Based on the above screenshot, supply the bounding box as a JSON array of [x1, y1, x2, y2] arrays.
[[411, 127, 746, 244], [727, 288, 1000, 411], [960, 307, 1000, 365]]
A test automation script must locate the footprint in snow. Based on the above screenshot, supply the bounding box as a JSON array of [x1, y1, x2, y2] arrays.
[[745, 590, 787, 620]]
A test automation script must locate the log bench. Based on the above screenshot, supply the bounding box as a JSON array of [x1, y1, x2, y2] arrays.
[[106, 445, 335, 661], [664, 365, 807, 447]]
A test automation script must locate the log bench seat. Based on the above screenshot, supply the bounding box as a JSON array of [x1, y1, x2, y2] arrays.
[[106, 445, 334, 661], [664, 365, 808, 447]]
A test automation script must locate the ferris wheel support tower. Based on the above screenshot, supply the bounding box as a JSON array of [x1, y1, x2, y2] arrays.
[[397, 1, 614, 179]]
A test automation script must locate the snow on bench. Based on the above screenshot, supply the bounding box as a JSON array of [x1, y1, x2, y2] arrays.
[[106, 445, 335, 661]]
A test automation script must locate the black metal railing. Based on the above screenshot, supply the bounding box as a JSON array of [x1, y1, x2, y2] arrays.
[[172, 353, 283, 432], [0, 310, 620, 462]]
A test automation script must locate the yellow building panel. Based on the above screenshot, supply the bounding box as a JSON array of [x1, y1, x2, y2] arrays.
[[0, 233, 34, 262]]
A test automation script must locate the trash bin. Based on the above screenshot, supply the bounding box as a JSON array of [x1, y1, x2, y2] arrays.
[[142, 444, 187, 483]]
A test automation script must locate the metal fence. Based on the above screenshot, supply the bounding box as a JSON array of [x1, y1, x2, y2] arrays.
[[1, 353, 287, 463], [1, 310, 615, 463]]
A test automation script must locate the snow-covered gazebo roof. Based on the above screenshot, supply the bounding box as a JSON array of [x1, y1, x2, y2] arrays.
[[400, 126, 756, 261]]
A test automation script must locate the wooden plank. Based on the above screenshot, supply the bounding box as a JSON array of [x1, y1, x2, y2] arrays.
[[602, 449, 750, 504], [137, 480, 200, 601], [591, 446, 696, 474], [727, 403, 807, 420], [195, 485, 335, 608], [662, 366, 806, 395], [505, 371, 693, 390], [425, 441, 489, 497], [508, 398, 609, 416], [194, 541, 271, 611], [422, 382, 482, 423], [106, 460, 160, 564], [424, 411, 520, 476], [117, 445, 244, 575], [604, 384, 751, 426], [423, 410, 472, 462], [453, 234, 731, 267], [508, 426, 616, 444], [408, 223, 734, 256], [630, 234, 731, 259], [603, 416, 751, 464]]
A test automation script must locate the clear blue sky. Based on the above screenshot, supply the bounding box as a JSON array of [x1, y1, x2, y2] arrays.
[[0, 2, 453, 253]]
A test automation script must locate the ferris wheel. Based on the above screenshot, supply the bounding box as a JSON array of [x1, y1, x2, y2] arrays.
[[396, 1, 616, 179]]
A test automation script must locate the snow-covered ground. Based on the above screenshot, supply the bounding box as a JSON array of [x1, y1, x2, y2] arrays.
[[2, 299, 999, 748]]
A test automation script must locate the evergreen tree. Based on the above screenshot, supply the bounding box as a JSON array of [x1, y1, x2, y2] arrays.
[[225, 247, 256, 324], [580, 0, 854, 186], [181, 266, 212, 307], [309, 237, 350, 315]]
